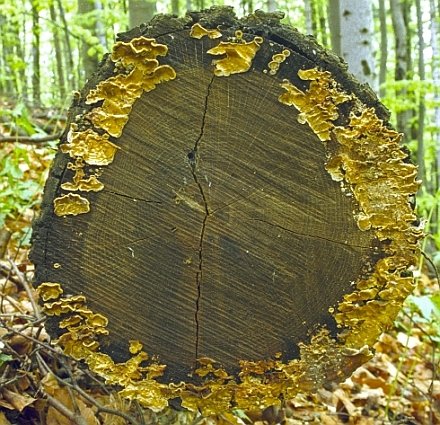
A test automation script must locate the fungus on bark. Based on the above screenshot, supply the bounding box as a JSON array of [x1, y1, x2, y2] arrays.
[[31, 7, 422, 414]]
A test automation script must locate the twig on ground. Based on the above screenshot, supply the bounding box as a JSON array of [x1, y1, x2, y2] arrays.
[[37, 353, 143, 425], [0, 132, 62, 144], [2, 324, 58, 355], [8, 258, 41, 319], [0, 228, 11, 259], [45, 393, 89, 425], [0, 263, 21, 286]]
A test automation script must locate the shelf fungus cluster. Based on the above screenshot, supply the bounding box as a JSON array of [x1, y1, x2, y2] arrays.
[[191, 24, 264, 76], [278, 67, 422, 348], [53, 37, 176, 217], [38, 15, 422, 416], [37, 278, 374, 414]]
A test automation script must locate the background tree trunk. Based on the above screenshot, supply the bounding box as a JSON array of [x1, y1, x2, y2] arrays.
[[78, 0, 100, 81], [57, 0, 76, 90], [49, 1, 67, 102], [328, 0, 377, 89], [31, 0, 41, 105], [415, 0, 425, 186], [378, 0, 388, 98], [390, 0, 410, 136], [128, 0, 157, 27], [430, 0, 440, 236]]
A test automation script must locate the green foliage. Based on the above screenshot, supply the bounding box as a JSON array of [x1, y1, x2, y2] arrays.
[[407, 292, 440, 345], [0, 147, 43, 229], [0, 353, 13, 367]]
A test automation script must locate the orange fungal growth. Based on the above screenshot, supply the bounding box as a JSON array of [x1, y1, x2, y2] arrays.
[[55, 36, 176, 215], [279, 69, 352, 141], [85, 38, 176, 137], [207, 34, 264, 76], [267, 49, 290, 75], [61, 126, 119, 166], [129, 340, 143, 354], [53, 193, 90, 216], [190, 23, 222, 39], [61, 175, 104, 192], [37, 282, 63, 301], [279, 66, 421, 352], [111, 37, 169, 65]]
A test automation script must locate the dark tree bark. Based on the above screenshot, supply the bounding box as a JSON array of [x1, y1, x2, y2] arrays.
[[31, 7, 421, 414]]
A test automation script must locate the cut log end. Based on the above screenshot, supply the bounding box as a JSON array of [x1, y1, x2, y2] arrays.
[[31, 7, 422, 414]]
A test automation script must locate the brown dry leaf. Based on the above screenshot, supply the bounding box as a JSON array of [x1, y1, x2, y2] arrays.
[[351, 367, 392, 395], [0, 412, 11, 425], [333, 388, 358, 417], [42, 373, 99, 425], [1, 387, 36, 411], [8, 334, 32, 355]]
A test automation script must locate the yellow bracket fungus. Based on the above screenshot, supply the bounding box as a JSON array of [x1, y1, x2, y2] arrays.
[[85, 37, 176, 137], [36, 282, 63, 301], [266, 49, 290, 75], [53, 193, 90, 216], [279, 67, 422, 351], [61, 126, 119, 166], [54, 37, 176, 216], [190, 23, 222, 39], [206, 31, 264, 76]]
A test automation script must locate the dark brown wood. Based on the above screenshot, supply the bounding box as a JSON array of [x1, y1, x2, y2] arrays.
[[30, 7, 420, 412]]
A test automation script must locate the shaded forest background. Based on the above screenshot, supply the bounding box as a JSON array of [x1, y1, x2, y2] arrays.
[[1, 0, 440, 424]]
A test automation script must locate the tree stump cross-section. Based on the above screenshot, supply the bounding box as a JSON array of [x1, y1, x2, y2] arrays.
[[31, 7, 422, 414]]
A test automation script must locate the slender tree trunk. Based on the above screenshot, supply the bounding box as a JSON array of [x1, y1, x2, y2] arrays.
[[415, 0, 425, 186], [57, 0, 76, 90], [78, 0, 100, 81], [31, 0, 41, 105], [171, 0, 179, 15], [128, 0, 156, 27], [267, 0, 277, 12], [328, 0, 341, 54], [390, 0, 410, 136], [328, 0, 376, 89], [49, 1, 66, 101], [316, 0, 328, 47], [378, 0, 388, 98], [431, 0, 440, 235], [304, 0, 313, 35]]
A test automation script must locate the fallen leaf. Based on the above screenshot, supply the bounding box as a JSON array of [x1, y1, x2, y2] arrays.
[[42, 373, 99, 425], [1, 387, 36, 411]]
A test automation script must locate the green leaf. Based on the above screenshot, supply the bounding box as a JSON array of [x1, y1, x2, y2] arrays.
[[408, 294, 440, 320], [0, 353, 13, 367]]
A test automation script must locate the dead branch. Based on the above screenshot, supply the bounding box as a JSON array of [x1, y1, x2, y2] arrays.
[[8, 258, 41, 319], [0, 132, 62, 144], [45, 393, 89, 425]]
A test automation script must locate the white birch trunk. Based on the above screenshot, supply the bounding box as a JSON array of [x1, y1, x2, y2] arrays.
[[328, 0, 377, 90]]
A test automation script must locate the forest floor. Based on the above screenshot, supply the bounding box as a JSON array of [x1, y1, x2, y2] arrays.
[[0, 110, 439, 425]]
